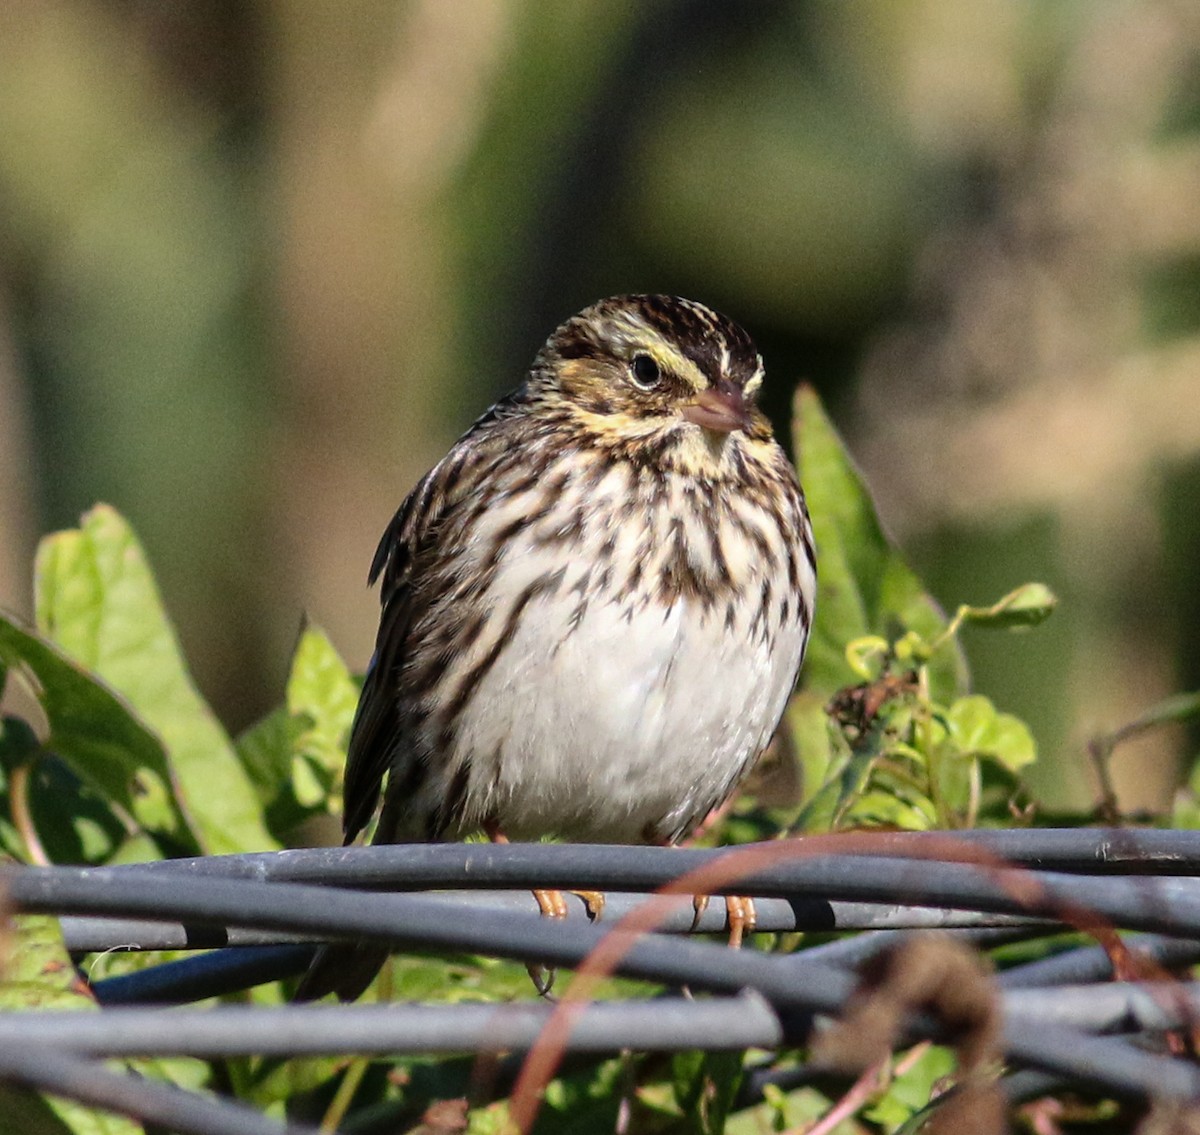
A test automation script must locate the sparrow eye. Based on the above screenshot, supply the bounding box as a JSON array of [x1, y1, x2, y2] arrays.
[[630, 353, 661, 390]]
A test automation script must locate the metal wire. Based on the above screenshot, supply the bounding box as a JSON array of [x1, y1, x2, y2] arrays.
[[89, 944, 315, 1006], [95, 829, 1200, 890], [19, 854, 1200, 939], [61, 893, 1043, 953], [84, 919, 1041, 1007], [43, 981, 1200, 1059], [0, 1043, 322, 1135], [4, 863, 860, 1012], [8, 829, 1200, 1128], [997, 933, 1200, 989], [1005, 981, 1200, 1034], [0, 992, 783, 1057]]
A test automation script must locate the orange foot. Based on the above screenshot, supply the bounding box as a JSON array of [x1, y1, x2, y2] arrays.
[[486, 825, 606, 995], [532, 889, 605, 920], [692, 894, 758, 948]]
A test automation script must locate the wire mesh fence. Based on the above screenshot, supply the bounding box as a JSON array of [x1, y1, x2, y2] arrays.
[[5, 828, 1200, 1133]]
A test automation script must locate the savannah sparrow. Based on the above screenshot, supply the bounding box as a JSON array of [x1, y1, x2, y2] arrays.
[[299, 295, 816, 1001]]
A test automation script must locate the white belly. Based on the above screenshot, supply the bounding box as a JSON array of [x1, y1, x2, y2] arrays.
[[443, 561, 806, 842]]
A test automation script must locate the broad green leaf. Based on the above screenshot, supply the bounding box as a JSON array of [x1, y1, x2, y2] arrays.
[[0, 714, 129, 864], [671, 1050, 743, 1135], [785, 691, 836, 800], [791, 772, 848, 833], [947, 695, 1037, 772], [26, 750, 130, 866], [792, 386, 967, 702], [290, 752, 327, 808], [928, 735, 977, 827], [468, 1100, 516, 1135], [235, 706, 316, 839], [0, 614, 191, 849], [0, 914, 96, 1006], [725, 1080, 830, 1134], [286, 624, 357, 780], [34, 505, 275, 854], [850, 787, 935, 831], [236, 625, 356, 838], [0, 1086, 78, 1135], [235, 705, 301, 804], [0, 915, 141, 1135], [538, 1055, 626, 1134], [794, 730, 877, 834]]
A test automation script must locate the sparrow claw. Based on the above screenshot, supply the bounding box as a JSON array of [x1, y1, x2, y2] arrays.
[[573, 889, 606, 921], [689, 893, 756, 947], [527, 889, 606, 998], [526, 962, 557, 997], [533, 888, 570, 919]]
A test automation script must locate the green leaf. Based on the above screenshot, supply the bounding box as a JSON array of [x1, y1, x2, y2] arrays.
[[0, 614, 191, 848], [0, 914, 95, 1006], [34, 505, 276, 854], [286, 624, 357, 780], [0, 1086, 78, 1135], [947, 695, 1037, 772], [953, 582, 1058, 631], [235, 707, 317, 840], [538, 1055, 625, 1134], [672, 1050, 744, 1135], [726, 1080, 830, 1134], [864, 1045, 956, 1129], [235, 626, 356, 839], [289, 752, 326, 808], [784, 692, 836, 811], [792, 386, 967, 703], [0, 915, 142, 1135], [27, 754, 131, 866], [850, 787, 936, 831], [235, 706, 301, 802]]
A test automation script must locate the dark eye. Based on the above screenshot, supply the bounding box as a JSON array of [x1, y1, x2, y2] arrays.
[[630, 353, 661, 390]]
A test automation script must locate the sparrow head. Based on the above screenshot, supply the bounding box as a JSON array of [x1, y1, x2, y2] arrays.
[[526, 295, 774, 465]]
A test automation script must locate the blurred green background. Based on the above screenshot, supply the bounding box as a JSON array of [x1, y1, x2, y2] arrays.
[[0, 0, 1197, 812]]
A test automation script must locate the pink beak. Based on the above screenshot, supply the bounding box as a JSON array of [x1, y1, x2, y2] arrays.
[[682, 383, 751, 434]]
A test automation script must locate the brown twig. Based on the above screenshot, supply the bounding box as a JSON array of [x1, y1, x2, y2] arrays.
[[9, 756, 49, 867], [1086, 736, 1123, 826], [789, 1042, 930, 1135]]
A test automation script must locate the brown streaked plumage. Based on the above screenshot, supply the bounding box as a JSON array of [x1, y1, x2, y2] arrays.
[[298, 295, 816, 1001]]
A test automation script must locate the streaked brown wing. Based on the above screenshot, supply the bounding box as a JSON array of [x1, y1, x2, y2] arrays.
[[339, 401, 521, 845], [339, 481, 424, 844]]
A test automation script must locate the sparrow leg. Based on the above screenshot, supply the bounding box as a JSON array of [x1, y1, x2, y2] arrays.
[[486, 823, 600, 996], [724, 895, 757, 949], [484, 823, 603, 920], [689, 893, 757, 948], [678, 810, 756, 947], [532, 888, 569, 919], [532, 888, 604, 919]]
